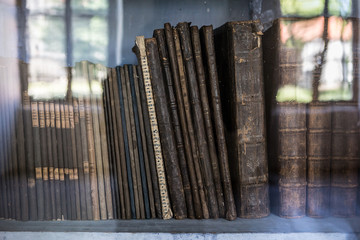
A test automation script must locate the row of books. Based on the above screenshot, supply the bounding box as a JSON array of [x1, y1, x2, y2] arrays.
[[0, 18, 359, 220]]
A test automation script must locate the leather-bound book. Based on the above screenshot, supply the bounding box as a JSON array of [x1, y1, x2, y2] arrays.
[[177, 22, 218, 218], [263, 19, 306, 218], [331, 101, 359, 217], [200, 25, 237, 220], [306, 102, 331, 217], [154, 28, 195, 219], [214, 20, 269, 218], [145, 37, 187, 219]]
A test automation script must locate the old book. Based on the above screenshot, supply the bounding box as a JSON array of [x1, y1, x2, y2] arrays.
[[172, 27, 209, 219], [120, 66, 142, 219], [96, 71, 114, 219], [38, 101, 52, 220], [164, 23, 203, 219], [84, 95, 100, 220], [331, 101, 359, 217], [31, 100, 45, 220], [56, 100, 67, 220], [60, 100, 72, 219], [133, 36, 173, 219], [200, 25, 237, 220], [129, 65, 151, 219], [108, 67, 128, 219], [73, 97, 88, 220], [263, 19, 306, 218], [145, 37, 187, 219], [90, 93, 107, 220], [45, 101, 56, 220], [133, 65, 157, 218], [177, 22, 218, 218], [23, 91, 37, 220], [124, 65, 146, 219], [50, 101, 62, 220], [191, 25, 225, 218], [78, 95, 93, 220], [68, 97, 81, 220], [306, 102, 332, 218], [136, 63, 162, 218], [154, 28, 195, 219], [215, 20, 269, 218]]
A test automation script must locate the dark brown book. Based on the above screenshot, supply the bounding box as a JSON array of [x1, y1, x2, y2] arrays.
[[164, 23, 203, 219], [103, 70, 121, 219], [154, 28, 195, 219], [215, 20, 269, 218], [129, 65, 151, 219], [45, 101, 56, 220], [172, 27, 209, 219], [136, 63, 162, 219], [177, 22, 218, 218], [31, 100, 45, 220], [50, 101, 62, 220], [120, 66, 141, 219], [38, 101, 52, 220], [191, 25, 225, 218], [306, 102, 331, 217], [110, 67, 130, 219], [200, 25, 237, 220], [145, 37, 187, 219], [133, 65, 157, 218], [96, 72, 114, 219], [133, 36, 173, 219], [331, 101, 359, 217], [78, 95, 93, 220], [263, 19, 306, 218]]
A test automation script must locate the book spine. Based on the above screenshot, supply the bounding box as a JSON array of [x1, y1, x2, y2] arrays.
[[134, 36, 173, 219], [90, 93, 108, 220], [39, 101, 52, 220], [56, 100, 67, 220], [103, 73, 120, 219], [73, 98, 88, 220], [136, 63, 162, 219], [78, 96, 93, 220], [50, 101, 62, 220], [45, 101, 56, 219], [134, 65, 157, 218], [154, 28, 195, 219], [125, 65, 146, 219], [191, 25, 225, 218], [120, 66, 140, 219], [84, 96, 100, 220], [68, 98, 81, 220], [200, 25, 237, 220], [60, 100, 72, 219], [331, 101, 359, 217], [177, 22, 218, 218], [31, 100, 45, 220], [23, 91, 37, 220], [145, 37, 187, 219], [111, 67, 131, 219], [306, 102, 332, 217], [130, 65, 151, 219], [97, 82, 114, 219], [173, 27, 209, 219]]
